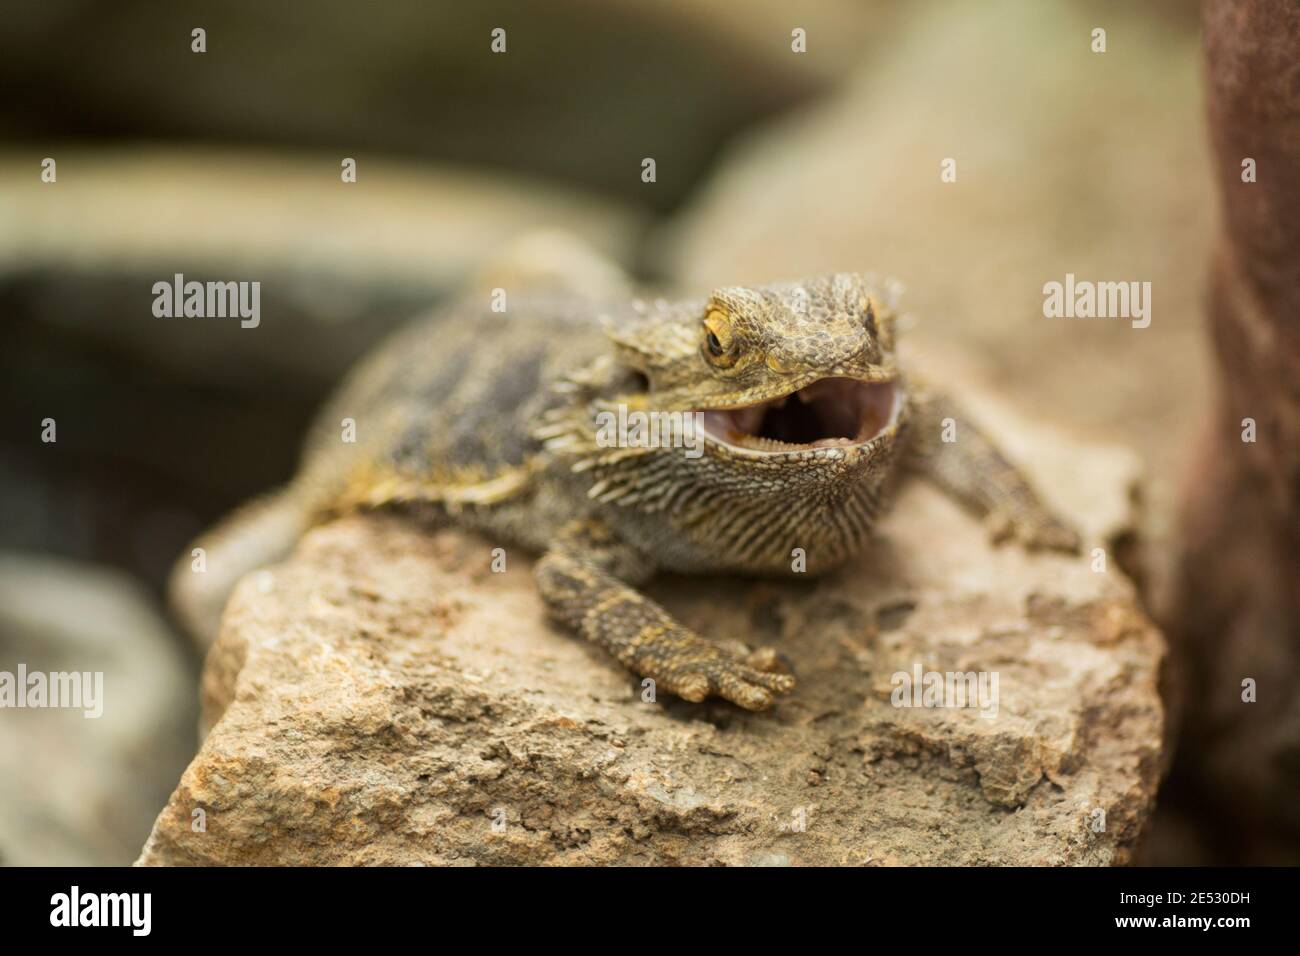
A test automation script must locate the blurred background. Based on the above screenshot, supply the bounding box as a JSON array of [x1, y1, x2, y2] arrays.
[[1, 0, 1287, 865]]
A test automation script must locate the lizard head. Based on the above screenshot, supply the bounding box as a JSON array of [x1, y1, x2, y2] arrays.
[[602, 273, 905, 464]]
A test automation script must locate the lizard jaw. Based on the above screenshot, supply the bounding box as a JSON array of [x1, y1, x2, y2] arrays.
[[698, 377, 901, 457]]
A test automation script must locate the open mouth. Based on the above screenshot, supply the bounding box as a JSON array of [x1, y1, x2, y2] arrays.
[[699, 377, 899, 454]]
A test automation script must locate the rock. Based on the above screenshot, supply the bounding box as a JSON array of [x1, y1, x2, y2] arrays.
[[138, 357, 1164, 866], [0, 553, 194, 866], [1161, 0, 1300, 863], [0, 0, 880, 212], [0, 146, 643, 389]]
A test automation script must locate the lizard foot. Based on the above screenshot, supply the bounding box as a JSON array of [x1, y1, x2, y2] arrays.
[[986, 507, 1081, 554], [643, 635, 796, 711]]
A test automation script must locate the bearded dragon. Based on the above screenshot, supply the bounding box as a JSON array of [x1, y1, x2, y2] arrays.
[[172, 237, 1079, 710]]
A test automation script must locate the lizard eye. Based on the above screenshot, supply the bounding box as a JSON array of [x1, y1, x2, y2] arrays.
[[701, 309, 738, 367]]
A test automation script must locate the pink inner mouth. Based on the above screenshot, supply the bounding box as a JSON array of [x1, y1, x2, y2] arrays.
[[700, 377, 897, 452]]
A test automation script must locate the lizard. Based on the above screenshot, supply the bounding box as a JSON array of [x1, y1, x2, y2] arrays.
[[171, 236, 1080, 711]]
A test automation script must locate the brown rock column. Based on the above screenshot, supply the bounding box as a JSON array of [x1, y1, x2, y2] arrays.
[[1167, 0, 1300, 860]]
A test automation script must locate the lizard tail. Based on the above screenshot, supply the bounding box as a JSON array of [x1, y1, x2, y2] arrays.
[[168, 486, 308, 648]]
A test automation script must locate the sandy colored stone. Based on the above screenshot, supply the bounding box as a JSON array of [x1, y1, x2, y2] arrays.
[[0, 146, 640, 296], [139, 360, 1164, 866]]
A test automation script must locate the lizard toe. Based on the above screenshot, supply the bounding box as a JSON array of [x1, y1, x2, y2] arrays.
[[741, 668, 796, 694], [713, 660, 793, 708], [670, 672, 710, 703], [717, 677, 774, 711], [660, 656, 791, 709]]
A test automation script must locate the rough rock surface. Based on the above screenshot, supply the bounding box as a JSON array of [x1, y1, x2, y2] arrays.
[[139, 361, 1164, 866]]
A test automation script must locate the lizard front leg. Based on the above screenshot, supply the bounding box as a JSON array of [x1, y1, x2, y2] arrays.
[[907, 387, 1081, 553], [534, 519, 795, 710]]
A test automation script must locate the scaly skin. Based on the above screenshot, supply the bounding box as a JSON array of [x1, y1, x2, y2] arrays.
[[173, 241, 1079, 710]]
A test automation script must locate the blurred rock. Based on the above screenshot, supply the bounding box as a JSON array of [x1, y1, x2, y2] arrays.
[[0, 553, 194, 865], [0, 0, 885, 212], [0, 146, 643, 388], [138, 357, 1164, 866], [1162, 0, 1300, 864]]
